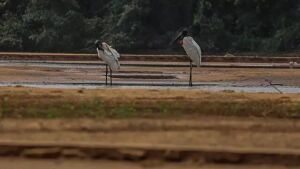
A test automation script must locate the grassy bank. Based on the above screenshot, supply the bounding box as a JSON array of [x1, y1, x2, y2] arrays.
[[0, 87, 300, 119]]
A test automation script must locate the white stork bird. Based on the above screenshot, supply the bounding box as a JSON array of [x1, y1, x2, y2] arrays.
[[175, 30, 202, 87], [95, 40, 120, 86]]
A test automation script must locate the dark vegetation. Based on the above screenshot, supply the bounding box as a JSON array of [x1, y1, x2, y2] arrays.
[[0, 0, 300, 53]]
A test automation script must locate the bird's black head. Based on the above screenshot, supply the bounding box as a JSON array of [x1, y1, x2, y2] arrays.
[[94, 40, 103, 50], [181, 30, 188, 37], [175, 30, 189, 45]]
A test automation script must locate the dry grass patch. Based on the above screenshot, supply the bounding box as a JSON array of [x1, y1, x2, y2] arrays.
[[0, 87, 300, 119]]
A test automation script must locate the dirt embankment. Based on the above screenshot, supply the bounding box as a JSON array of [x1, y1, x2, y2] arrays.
[[1, 88, 300, 167], [0, 117, 300, 166]]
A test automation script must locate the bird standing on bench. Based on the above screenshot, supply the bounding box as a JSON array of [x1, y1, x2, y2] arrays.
[[95, 40, 120, 86], [175, 30, 202, 87]]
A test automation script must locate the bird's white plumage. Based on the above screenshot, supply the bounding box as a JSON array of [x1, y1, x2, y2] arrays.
[[97, 42, 120, 71], [102, 43, 120, 59], [182, 37, 201, 67]]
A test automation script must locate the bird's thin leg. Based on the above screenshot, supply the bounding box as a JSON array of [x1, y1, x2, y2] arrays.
[[110, 68, 112, 86], [105, 64, 108, 86], [189, 60, 193, 87]]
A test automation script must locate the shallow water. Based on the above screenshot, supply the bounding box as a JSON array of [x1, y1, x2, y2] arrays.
[[1, 60, 299, 93], [1, 81, 300, 94]]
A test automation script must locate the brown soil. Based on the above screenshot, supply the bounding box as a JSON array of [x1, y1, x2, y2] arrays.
[[1, 118, 300, 150], [1, 158, 297, 169], [0, 118, 300, 167], [0, 88, 300, 167]]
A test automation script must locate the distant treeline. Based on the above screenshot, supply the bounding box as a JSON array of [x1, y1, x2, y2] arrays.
[[0, 0, 300, 53]]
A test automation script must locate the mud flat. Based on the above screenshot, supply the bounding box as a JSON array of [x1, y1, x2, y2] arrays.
[[0, 62, 300, 93]]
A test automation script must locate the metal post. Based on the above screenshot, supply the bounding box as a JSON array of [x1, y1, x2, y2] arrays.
[[189, 60, 193, 87], [110, 68, 112, 86], [105, 64, 108, 86]]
